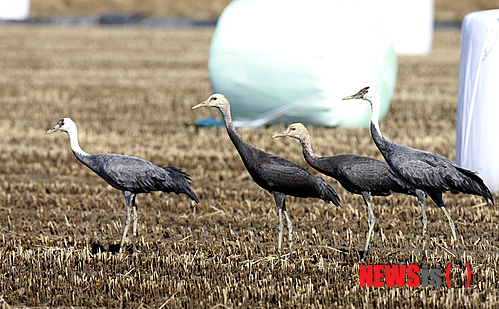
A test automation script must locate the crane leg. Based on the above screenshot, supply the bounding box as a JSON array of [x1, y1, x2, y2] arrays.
[[284, 209, 293, 263], [441, 206, 459, 259], [273, 192, 288, 263], [131, 195, 138, 252], [416, 189, 427, 258], [361, 191, 375, 261], [428, 191, 461, 261], [441, 207, 457, 243], [120, 191, 134, 253], [277, 208, 284, 263]]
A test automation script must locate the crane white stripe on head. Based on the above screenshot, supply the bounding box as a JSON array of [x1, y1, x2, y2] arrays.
[[46, 117, 88, 157]]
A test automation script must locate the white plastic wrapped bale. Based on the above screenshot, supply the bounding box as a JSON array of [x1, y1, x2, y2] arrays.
[[0, 0, 30, 20], [379, 0, 433, 55], [208, 0, 397, 128], [456, 10, 499, 193]]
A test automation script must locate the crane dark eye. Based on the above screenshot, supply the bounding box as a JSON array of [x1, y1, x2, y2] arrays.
[[213, 97, 217, 101]]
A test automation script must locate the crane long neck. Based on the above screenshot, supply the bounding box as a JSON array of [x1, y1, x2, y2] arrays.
[[218, 105, 256, 159], [368, 98, 391, 155], [300, 135, 318, 164], [67, 127, 92, 166]]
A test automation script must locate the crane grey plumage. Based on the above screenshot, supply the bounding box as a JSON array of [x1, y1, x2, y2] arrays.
[[343, 87, 494, 257], [193, 94, 340, 262], [273, 123, 416, 260], [45, 118, 199, 252]]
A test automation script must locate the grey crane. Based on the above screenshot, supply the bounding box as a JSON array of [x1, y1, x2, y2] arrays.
[[343, 87, 494, 257], [273, 123, 416, 260], [192, 94, 341, 262], [45, 118, 199, 252]]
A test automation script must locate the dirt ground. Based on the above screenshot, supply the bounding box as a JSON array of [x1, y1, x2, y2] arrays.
[[0, 26, 498, 308]]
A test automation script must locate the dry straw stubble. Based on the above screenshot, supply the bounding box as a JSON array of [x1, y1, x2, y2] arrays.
[[0, 26, 498, 308]]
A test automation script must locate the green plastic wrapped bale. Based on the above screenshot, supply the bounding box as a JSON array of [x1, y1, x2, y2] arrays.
[[209, 0, 397, 128]]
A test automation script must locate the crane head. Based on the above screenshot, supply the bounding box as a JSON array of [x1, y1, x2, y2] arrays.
[[45, 118, 76, 135], [342, 86, 380, 103], [192, 94, 229, 110], [272, 123, 309, 141]]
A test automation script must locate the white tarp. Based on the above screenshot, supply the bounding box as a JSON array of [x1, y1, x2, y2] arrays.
[[380, 0, 433, 55], [0, 0, 30, 20], [208, 0, 397, 128], [456, 10, 499, 193]]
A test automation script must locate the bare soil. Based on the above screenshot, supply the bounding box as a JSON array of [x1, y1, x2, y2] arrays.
[[0, 27, 498, 308]]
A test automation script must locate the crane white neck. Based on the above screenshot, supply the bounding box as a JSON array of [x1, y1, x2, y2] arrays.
[[368, 96, 383, 139], [66, 126, 90, 158], [366, 92, 394, 156]]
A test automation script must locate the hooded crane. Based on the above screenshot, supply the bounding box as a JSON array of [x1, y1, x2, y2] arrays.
[[343, 87, 494, 257], [45, 118, 199, 252], [192, 94, 341, 262], [273, 123, 415, 260]]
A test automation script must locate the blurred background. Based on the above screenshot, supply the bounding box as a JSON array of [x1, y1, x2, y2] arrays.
[[5, 0, 499, 22]]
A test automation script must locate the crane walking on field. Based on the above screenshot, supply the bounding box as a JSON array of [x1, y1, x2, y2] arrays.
[[193, 94, 341, 262], [45, 118, 199, 252], [343, 87, 494, 258], [273, 123, 415, 260]]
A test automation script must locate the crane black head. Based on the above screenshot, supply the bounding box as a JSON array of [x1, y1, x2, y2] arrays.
[[272, 123, 310, 142]]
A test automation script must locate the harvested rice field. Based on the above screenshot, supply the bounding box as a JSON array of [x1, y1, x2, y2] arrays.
[[0, 26, 498, 308]]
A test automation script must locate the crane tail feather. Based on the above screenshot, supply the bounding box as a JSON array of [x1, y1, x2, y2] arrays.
[[454, 167, 494, 205], [162, 167, 200, 204], [320, 181, 341, 207]]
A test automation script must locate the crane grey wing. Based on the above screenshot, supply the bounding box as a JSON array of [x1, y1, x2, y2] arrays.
[[256, 159, 314, 190], [100, 155, 170, 192], [341, 161, 392, 193], [253, 156, 340, 206], [328, 156, 394, 192], [392, 152, 456, 191]]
